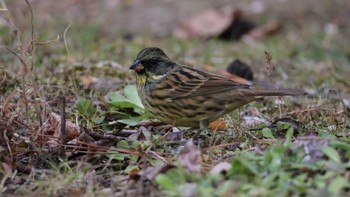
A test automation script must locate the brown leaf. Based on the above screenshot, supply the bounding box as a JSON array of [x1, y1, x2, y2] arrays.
[[128, 166, 141, 181], [127, 127, 153, 141], [1, 161, 13, 177], [241, 108, 268, 127], [0, 116, 15, 173], [138, 164, 175, 181], [80, 76, 95, 88], [0, 116, 15, 132], [44, 112, 80, 142], [210, 162, 232, 175], [164, 128, 183, 141], [243, 20, 281, 41], [209, 119, 227, 131], [174, 7, 236, 39], [178, 139, 201, 172], [291, 135, 328, 164]]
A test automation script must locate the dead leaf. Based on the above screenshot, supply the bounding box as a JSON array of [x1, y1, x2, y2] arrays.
[[243, 116, 267, 127], [178, 139, 201, 172], [49, 113, 80, 141], [162, 127, 183, 141], [0, 116, 15, 173], [291, 135, 328, 164], [128, 166, 141, 181], [80, 76, 95, 88], [174, 7, 236, 39], [48, 112, 80, 140], [241, 108, 268, 127], [127, 127, 153, 141], [138, 164, 175, 181], [243, 20, 281, 41], [210, 162, 232, 175], [0, 116, 16, 132], [209, 119, 227, 131]]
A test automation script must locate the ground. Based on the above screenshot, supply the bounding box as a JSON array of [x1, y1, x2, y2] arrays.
[[0, 0, 350, 196]]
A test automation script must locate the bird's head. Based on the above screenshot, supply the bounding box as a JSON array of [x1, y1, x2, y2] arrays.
[[129, 47, 176, 77]]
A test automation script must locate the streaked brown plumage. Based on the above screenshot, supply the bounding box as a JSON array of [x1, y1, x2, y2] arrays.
[[130, 47, 303, 128]]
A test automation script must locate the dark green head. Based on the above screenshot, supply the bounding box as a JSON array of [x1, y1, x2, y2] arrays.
[[130, 47, 176, 76]]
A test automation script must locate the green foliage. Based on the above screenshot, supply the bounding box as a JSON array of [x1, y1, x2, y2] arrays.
[[76, 98, 96, 118], [75, 98, 105, 127], [156, 168, 230, 197], [108, 85, 144, 113], [261, 128, 275, 139], [156, 130, 350, 196], [108, 85, 150, 126]]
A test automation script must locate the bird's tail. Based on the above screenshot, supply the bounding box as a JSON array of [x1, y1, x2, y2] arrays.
[[249, 89, 306, 97]]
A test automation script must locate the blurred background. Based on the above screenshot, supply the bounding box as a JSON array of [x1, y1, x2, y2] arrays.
[[2, 0, 350, 93], [6, 0, 350, 37]]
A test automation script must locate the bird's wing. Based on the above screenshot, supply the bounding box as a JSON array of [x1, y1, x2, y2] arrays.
[[161, 67, 251, 99]]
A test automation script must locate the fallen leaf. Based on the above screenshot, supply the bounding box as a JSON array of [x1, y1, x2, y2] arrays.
[[243, 116, 267, 126], [241, 108, 268, 127], [209, 119, 227, 131], [243, 20, 281, 41], [291, 135, 328, 164], [43, 112, 80, 143], [138, 164, 175, 181], [128, 166, 141, 181], [174, 7, 236, 39], [210, 162, 232, 174], [178, 139, 201, 172], [127, 126, 152, 141], [80, 76, 95, 88]]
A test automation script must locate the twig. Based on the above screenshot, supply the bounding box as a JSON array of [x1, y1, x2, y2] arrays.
[[24, 0, 35, 54], [264, 51, 278, 89], [202, 141, 240, 152], [264, 51, 282, 117], [60, 97, 66, 157], [82, 127, 126, 141]]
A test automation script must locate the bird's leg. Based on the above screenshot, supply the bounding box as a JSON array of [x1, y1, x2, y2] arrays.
[[193, 119, 209, 140]]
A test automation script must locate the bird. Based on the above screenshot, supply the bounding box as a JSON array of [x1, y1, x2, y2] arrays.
[[129, 47, 303, 130]]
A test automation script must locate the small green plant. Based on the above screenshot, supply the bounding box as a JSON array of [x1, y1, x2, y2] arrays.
[[108, 84, 150, 126], [75, 98, 105, 128], [75, 85, 149, 128], [156, 167, 231, 197]]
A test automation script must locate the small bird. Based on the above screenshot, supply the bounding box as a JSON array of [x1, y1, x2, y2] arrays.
[[130, 47, 303, 129]]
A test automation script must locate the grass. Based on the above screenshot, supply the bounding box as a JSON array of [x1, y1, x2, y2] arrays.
[[1, 1, 350, 196]]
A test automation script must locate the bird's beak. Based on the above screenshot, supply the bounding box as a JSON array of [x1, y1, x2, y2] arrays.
[[129, 60, 144, 73]]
